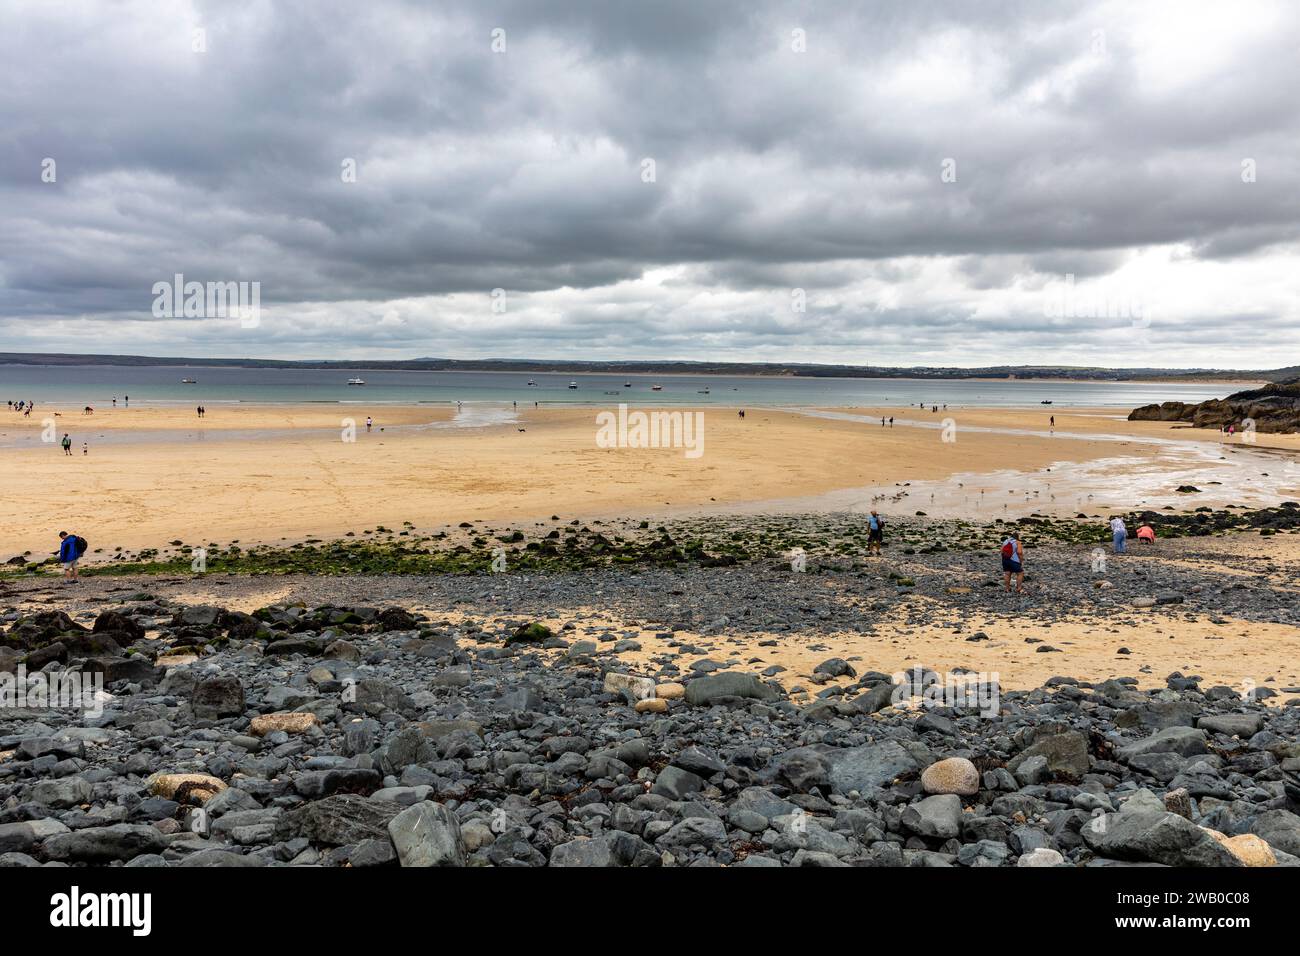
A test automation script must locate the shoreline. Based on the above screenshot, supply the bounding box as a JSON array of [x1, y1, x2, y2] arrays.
[[1, 402, 1297, 558]]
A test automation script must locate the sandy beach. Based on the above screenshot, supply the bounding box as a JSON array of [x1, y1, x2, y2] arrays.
[[1, 402, 1297, 560]]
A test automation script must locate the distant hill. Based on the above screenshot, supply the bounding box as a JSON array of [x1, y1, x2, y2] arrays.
[[0, 351, 1291, 382]]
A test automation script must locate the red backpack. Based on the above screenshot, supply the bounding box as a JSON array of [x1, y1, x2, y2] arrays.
[[1000, 539, 1015, 558]]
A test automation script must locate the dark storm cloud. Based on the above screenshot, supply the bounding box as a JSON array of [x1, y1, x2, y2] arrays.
[[0, 0, 1297, 365]]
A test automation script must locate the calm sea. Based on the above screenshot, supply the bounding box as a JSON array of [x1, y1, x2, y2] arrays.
[[0, 364, 1240, 409]]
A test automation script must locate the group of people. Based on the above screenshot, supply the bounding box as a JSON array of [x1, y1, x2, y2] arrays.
[[196, 405, 207, 417], [8, 400, 34, 416], [1108, 516, 1156, 553], [1000, 517, 1158, 594]]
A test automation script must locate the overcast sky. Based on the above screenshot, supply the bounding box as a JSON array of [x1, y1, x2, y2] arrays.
[[2, 0, 1298, 368]]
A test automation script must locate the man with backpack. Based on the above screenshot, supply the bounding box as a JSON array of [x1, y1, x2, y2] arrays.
[[1000, 532, 1025, 594], [58, 530, 87, 583]]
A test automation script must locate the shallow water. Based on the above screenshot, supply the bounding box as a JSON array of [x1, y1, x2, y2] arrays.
[[0, 363, 1241, 408]]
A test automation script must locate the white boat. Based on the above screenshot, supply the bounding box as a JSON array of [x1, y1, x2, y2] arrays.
[[180, 378, 196, 384], [567, 381, 578, 389], [347, 378, 366, 386], [651, 384, 663, 391], [527, 380, 537, 386]]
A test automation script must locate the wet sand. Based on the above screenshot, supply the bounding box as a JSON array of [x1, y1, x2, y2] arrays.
[[0, 402, 1297, 559]]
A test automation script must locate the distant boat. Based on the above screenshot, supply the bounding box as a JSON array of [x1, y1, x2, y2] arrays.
[[651, 384, 663, 391], [347, 378, 366, 386], [1040, 400, 1053, 404], [567, 381, 578, 389], [624, 382, 632, 387], [180, 378, 196, 384], [698, 387, 710, 394], [527, 380, 537, 386]]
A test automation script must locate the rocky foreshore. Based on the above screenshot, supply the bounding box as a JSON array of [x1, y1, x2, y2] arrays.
[[1130, 379, 1300, 433], [3, 591, 1299, 868]]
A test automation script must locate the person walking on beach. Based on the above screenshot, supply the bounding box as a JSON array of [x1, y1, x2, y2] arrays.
[[61, 433, 72, 455], [1110, 515, 1127, 553], [365, 416, 373, 433], [1000, 532, 1025, 593], [868, 510, 884, 555], [58, 530, 85, 583]]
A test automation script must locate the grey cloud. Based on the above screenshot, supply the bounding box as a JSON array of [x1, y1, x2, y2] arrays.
[[1, 0, 1298, 366]]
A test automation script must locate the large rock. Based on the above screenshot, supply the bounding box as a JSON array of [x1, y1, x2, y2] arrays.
[[603, 672, 655, 701], [42, 824, 167, 862], [826, 740, 922, 794], [849, 683, 897, 714], [1017, 847, 1065, 867], [652, 765, 705, 800], [1007, 731, 1089, 779], [1197, 714, 1264, 737], [1206, 831, 1275, 867], [902, 794, 962, 839], [30, 777, 92, 809], [1083, 798, 1241, 867], [1249, 809, 1300, 857], [275, 794, 403, 846], [249, 712, 320, 736], [684, 671, 779, 706], [292, 769, 381, 799], [921, 757, 980, 796], [146, 772, 227, 803], [191, 676, 246, 718], [388, 801, 466, 867], [92, 609, 145, 641], [1116, 727, 1208, 763], [0, 819, 70, 854], [549, 836, 616, 867], [79, 656, 162, 685], [656, 817, 728, 848]]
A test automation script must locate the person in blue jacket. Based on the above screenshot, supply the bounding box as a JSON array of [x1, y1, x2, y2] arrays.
[[58, 530, 82, 583]]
